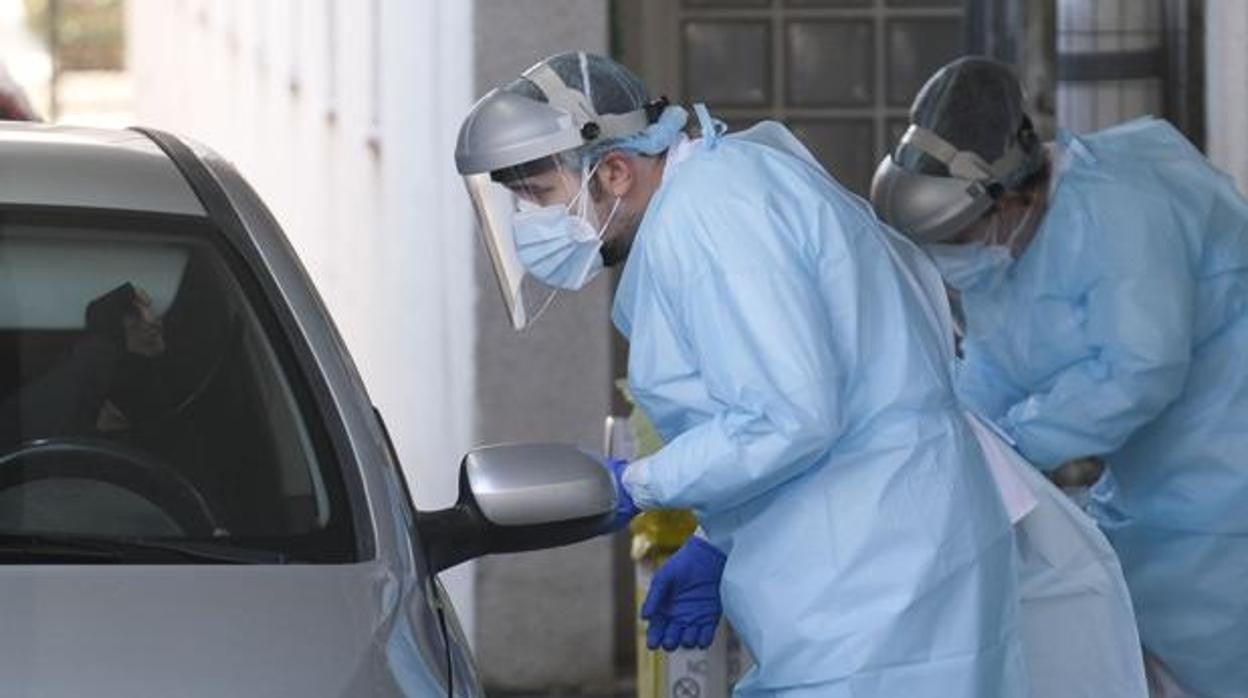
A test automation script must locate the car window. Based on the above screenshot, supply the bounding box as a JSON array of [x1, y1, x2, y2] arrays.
[[0, 213, 357, 562]]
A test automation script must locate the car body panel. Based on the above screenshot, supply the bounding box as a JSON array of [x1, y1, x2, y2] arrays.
[[0, 124, 204, 216], [0, 563, 441, 697], [0, 123, 482, 697]]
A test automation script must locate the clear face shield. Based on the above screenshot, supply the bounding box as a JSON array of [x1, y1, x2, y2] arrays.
[[463, 155, 619, 330]]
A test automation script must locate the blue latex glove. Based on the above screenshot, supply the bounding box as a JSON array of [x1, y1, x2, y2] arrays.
[[603, 457, 639, 532], [641, 536, 727, 651]]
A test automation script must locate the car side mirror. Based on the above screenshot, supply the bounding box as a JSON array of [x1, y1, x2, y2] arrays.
[[416, 443, 616, 573]]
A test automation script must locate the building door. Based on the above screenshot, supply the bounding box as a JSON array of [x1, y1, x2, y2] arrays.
[[616, 0, 967, 196]]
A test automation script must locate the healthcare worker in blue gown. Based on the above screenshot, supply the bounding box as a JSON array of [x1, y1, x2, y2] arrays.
[[454, 52, 1028, 697], [872, 56, 1248, 698]]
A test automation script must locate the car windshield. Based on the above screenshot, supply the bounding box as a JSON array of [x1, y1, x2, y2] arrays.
[[0, 212, 358, 563]]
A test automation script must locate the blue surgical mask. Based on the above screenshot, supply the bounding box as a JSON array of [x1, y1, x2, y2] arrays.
[[925, 243, 1014, 292], [514, 195, 621, 291], [511, 156, 623, 291]]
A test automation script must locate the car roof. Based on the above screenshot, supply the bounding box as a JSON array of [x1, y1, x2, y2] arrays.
[[0, 122, 206, 217]]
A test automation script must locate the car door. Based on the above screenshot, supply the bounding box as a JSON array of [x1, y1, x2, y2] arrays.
[[137, 127, 483, 697]]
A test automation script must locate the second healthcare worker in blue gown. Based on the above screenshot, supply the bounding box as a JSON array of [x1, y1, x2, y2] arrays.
[[872, 56, 1248, 698]]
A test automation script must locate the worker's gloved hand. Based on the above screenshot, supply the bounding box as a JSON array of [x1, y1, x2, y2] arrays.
[[641, 536, 726, 651], [602, 457, 639, 532]]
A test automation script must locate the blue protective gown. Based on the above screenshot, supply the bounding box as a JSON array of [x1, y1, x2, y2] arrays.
[[614, 114, 1029, 697], [954, 118, 1248, 698]]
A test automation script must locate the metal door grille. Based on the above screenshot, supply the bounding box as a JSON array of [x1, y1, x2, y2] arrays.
[[618, 0, 967, 195]]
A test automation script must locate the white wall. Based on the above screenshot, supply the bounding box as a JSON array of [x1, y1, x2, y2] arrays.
[[1206, 0, 1248, 194], [126, 0, 478, 630]]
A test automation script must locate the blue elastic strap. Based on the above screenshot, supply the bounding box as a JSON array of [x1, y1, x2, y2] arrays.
[[581, 105, 690, 166], [1056, 127, 1095, 163], [693, 103, 725, 148]]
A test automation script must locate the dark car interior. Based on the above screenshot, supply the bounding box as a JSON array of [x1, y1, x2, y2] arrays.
[[0, 216, 355, 561]]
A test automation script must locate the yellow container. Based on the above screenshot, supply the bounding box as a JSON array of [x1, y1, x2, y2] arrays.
[[630, 510, 698, 562], [617, 381, 718, 697], [630, 509, 698, 694]]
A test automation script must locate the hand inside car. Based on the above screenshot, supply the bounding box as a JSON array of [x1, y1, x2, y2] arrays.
[[83, 283, 169, 431], [122, 287, 166, 358]]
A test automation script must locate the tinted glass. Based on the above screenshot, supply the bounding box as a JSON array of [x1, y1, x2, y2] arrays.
[[0, 212, 356, 563]]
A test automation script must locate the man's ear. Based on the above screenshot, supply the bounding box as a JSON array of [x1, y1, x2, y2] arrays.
[[594, 151, 635, 199]]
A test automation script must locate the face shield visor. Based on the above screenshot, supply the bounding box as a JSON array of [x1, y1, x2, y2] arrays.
[[462, 155, 620, 329], [871, 153, 996, 245], [455, 53, 658, 330], [870, 122, 1044, 245]]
